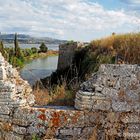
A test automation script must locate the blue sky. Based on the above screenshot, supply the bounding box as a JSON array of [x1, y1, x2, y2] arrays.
[[0, 0, 139, 41]]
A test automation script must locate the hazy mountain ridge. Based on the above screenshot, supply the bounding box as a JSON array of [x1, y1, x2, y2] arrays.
[[0, 34, 67, 44]]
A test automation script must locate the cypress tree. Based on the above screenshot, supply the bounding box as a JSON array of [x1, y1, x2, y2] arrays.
[[14, 33, 21, 58]]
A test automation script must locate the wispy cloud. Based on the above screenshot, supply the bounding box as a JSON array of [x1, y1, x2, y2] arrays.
[[120, 0, 140, 12], [0, 0, 139, 41]]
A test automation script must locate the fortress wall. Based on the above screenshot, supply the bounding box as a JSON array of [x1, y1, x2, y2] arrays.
[[0, 53, 139, 140]]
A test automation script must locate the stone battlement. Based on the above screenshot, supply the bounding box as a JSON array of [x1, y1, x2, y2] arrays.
[[0, 53, 139, 140]]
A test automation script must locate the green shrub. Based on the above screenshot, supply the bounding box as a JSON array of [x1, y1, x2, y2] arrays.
[[9, 56, 24, 67], [32, 134, 40, 140], [22, 48, 33, 57], [31, 47, 38, 54]]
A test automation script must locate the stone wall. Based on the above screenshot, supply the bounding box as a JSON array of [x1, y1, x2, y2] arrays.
[[0, 53, 139, 140], [75, 64, 140, 111], [75, 64, 140, 139], [5, 107, 140, 140]]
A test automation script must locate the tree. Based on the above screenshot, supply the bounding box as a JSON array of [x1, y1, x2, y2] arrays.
[[31, 47, 38, 54], [23, 48, 32, 57], [39, 43, 48, 53], [14, 33, 21, 58]]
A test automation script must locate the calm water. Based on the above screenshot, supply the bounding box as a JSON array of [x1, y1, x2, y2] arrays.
[[20, 55, 58, 85], [7, 43, 60, 85], [4, 43, 59, 51]]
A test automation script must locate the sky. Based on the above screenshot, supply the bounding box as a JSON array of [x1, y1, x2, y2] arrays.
[[0, 0, 140, 41]]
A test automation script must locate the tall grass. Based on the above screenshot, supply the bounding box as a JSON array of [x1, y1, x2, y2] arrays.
[[91, 32, 140, 64], [33, 81, 76, 106]]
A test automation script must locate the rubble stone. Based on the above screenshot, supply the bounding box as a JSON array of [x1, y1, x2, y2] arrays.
[[75, 64, 140, 113]]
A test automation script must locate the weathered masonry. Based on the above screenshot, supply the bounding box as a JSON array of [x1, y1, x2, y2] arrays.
[[57, 42, 87, 70], [0, 53, 139, 140]]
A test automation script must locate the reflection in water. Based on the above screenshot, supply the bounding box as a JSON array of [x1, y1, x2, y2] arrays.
[[20, 55, 58, 85]]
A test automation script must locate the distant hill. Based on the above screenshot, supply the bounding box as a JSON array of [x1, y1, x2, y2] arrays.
[[0, 34, 67, 44]]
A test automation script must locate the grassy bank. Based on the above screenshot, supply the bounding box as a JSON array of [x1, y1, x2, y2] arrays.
[[9, 49, 58, 70], [24, 50, 58, 61], [15, 50, 58, 70]]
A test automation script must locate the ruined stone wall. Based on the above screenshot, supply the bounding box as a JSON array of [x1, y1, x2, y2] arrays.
[[75, 64, 140, 139], [75, 64, 140, 111], [57, 42, 87, 70], [57, 42, 77, 70], [0, 53, 139, 140]]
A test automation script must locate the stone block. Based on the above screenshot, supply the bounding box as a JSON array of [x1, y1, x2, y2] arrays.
[[0, 122, 12, 132], [12, 119, 29, 126], [123, 124, 140, 139], [81, 127, 96, 139], [0, 82, 15, 92], [59, 127, 81, 137], [12, 125, 27, 135], [27, 125, 45, 134], [0, 92, 14, 99], [0, 105, 12, 115], [121, 113, 140, 123], [5, 132, 24, 140], [92, 99, 111, 111], [0, 67, 6, 80], [0, 114, 10, 122], [112, 101, 132, 112]]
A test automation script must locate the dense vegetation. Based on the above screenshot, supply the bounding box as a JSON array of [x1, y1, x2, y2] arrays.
[[37, 32, 140, 106], [0, 33, 49, 68]]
